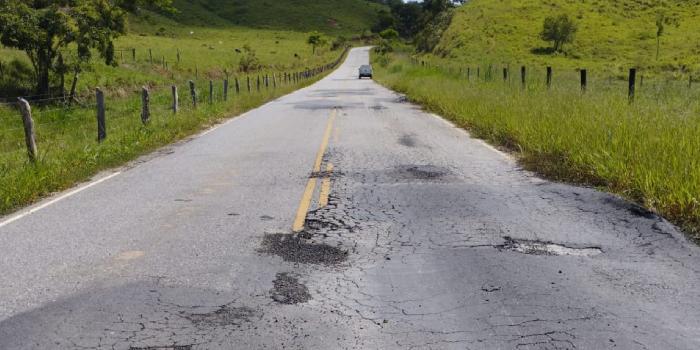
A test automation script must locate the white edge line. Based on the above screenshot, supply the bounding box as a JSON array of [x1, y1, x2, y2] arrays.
[[427, 112, 513, 161], [0, 172, 122, 229]]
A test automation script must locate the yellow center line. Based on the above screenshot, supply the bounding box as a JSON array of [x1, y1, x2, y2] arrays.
[[292, 109, 337, 232], [319, 163, 334, 208]]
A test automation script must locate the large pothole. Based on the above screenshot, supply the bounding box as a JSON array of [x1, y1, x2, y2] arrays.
[[499, 236, 602, 257]]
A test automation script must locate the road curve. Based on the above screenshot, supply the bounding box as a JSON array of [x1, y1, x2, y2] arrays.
[[1, 47, 699, 349]]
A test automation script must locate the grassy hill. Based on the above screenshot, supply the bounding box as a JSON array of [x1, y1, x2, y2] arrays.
[[165, 0, 385, 34], [433, 0, 700, 76]]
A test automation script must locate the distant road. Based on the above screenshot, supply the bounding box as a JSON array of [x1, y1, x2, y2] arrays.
[[1, 47, 698, 349]]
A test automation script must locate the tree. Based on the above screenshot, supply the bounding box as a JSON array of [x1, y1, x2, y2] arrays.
[[307, 31, 324, 55], [655, 11, 679, 61], [540, 14, 578, 52], [0, 0, 172, 95], [379, 29, 399, 41]]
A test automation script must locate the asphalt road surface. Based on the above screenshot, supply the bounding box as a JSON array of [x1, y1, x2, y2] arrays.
[[1, 47, 699, 350]]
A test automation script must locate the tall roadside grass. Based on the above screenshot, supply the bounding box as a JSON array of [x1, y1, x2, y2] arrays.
[[373, 53, 700, 242], [0, 71, 331, 216]]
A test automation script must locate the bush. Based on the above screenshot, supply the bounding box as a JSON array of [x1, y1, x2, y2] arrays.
[[0, 59, 35, 97], [331, 36, 348, 51], [238, 45, 261, 72]]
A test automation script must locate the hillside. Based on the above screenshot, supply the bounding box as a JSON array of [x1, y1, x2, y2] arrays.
[[433, 0, 700, 75], [165, 0, 386, 34]]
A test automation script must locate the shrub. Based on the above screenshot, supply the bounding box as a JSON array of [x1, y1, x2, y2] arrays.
[[238, 45, 261, 72]]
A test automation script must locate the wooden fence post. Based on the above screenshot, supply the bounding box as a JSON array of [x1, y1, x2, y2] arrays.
[[68, 69, 79, 106], [690, 75, 693, 89], [503, 67, 508, 81], [149, 49, 153, 64], [546, 67, 552, 89], [521, 66, 526, 88], [141, 87, 150, 124], [247, 76, 251, 92], [224, 79, 229, 101], [580, 69, 587, 92], [265, 74, 269, 88], [273, 74, 276, 88], [235, 77, 240, 94], [628, 68, 636, 102], [17, 98, 37, 161], [132, 48, 136, 62], [467, 67, 471, 81], [257, 76, 261, 91], [172, 85, 179, 113], [177, 48, 181, 64], [95, 89, 106, 142], [477, 67, 481, 80], [209, 80, 214, 104], [189, 80, 197, 108]]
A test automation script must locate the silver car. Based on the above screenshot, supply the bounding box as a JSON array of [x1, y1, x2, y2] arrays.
[[359, 65, 373, 79]]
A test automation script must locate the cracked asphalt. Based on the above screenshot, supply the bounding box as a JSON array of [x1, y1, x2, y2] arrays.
[[1, 47, 699, 349]]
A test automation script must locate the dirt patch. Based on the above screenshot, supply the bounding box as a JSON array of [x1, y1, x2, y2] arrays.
[[270, 273, 311, 305], [184, 304, 256, 327], [259, 233, 348, 265], [498, 236, 602, 257]]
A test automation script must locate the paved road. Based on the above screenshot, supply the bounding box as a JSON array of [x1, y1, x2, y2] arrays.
[[1, 47, 699, 350]]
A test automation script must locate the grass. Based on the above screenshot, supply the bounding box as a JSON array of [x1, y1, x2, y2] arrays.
[[433, 0, 700, 77], [164, 0, 385, 34], [373, 52, 700, 242]]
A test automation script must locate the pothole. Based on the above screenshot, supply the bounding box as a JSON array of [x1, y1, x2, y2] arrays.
[[184, 305, 256, 327], [259, 233, 348, 265], [270, 273, 311, 305], [499, 236, 602, 257]]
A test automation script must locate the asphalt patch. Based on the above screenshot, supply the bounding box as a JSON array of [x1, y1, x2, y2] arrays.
[[259, 233, 348, 265], [498, 236, 602, 257], [270, 273, 311, 305], [184, 304, 256, 327], [398, 134, 418, 147], [395, 165, 450, 180]]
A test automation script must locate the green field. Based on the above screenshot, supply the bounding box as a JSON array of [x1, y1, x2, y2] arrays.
[[433, 0, 700, 77], [373, 52, 700, 241]]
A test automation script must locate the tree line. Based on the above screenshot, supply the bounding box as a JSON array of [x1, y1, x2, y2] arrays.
[[369, 0, 464, 52]]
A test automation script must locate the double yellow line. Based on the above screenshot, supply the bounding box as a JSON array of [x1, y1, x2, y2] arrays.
[[292, 108, 337, 232]]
